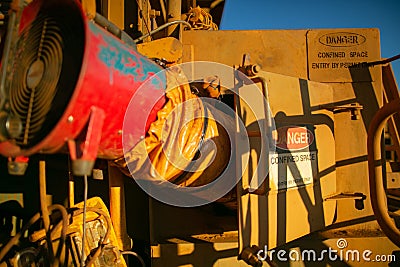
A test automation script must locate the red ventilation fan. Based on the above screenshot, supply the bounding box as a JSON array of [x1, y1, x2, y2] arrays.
[[0, 0, 166, 175]]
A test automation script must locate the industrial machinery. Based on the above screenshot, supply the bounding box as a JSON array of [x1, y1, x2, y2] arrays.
[[0, 0, 400, 266]]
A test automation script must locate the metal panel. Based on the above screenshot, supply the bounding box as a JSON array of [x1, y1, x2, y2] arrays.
[[182, 29, 384, 251], [104, 0, 125, 29], [307, 28, 380, 82], [182, 30, 309, 79], [236, 72, 336, 250]]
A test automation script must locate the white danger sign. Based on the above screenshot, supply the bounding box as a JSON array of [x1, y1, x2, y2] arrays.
[[269, 151, 317, 190]]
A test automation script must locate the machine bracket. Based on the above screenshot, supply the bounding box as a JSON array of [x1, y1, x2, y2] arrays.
[[319, 102, 363, 120], [325, 192, 367, 210], [68, 106, 105, 176]]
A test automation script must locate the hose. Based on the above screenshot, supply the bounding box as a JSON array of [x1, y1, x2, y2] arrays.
[[50, 204, 69, 261], [0, 204, 67, 262], [0, 202, 112, 266]]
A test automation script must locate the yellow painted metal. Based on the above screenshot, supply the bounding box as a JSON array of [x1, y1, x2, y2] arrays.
[[68, 179, 74, 207], [151, 242, 253, 267], [307, 29, 381, 82], [104, 0, 124, 29], [39, 161, 50, 232], [150, 236, 399, 266], [73, 197, 128, 266], [182, 30, 309, 79], [306, 30, 382, 232], [136, 0, 153, 42], [137, 37, 183, 63], [181, 28, 383, 256], [109, 164, 132, 251], [167, 0, 182, 36], [1, 0, 392, 264], [277, 236, 398, 266], [81, 0, 96, 20], [236, 72, 336, 250]]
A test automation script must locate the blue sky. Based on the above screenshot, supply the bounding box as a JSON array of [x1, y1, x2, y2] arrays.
[[220, 0, 400, 84]]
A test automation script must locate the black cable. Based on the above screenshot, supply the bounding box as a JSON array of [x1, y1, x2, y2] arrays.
[[366, 53, 400, 67], [121, 251, 146, 267], [0, 205, 68, 262]]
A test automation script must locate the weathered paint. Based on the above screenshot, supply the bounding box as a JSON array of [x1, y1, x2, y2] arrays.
[[0, 0, 166, 159]]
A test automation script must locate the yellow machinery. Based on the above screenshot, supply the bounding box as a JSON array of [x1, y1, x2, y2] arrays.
[[0, 0, 400, 266]]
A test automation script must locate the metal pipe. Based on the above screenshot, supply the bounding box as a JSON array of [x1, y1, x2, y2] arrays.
[[249, 76, 271, 196], [159, 0, 167, 23], [68, 179, 74, 207], [167, 0, 182, 36], [39, 161, 50, 231], [368, 97, 400, 247], [109, 164, 132, 251], [68, 157, 75, 207], [134, 20, 191, 43], [94, 12, 121, 38]]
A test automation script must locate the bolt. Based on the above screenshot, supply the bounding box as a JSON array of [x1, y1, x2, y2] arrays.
[[92, 169, 104, 180], [67, 115, 74, 123]]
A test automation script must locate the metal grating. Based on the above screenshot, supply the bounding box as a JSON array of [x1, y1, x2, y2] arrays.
[[10, 15, 63, 146], [6, 1, 85, 148]]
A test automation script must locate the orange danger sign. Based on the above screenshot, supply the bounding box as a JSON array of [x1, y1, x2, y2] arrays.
[[273, 126, 314, 151]]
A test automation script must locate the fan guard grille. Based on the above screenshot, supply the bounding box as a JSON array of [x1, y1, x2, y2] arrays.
[[8, 2, 84, 148]]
